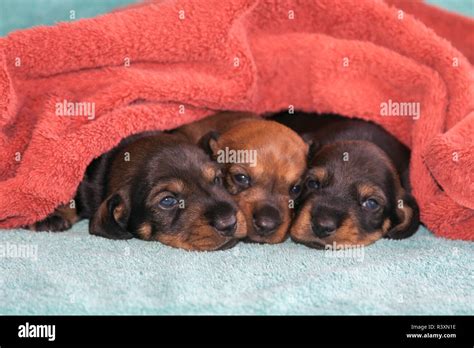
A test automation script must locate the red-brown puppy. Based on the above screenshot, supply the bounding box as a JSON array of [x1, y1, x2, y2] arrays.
[[176, 112, 309, 244], [29, 132, 247, 251], [274, 112, 420, 248]]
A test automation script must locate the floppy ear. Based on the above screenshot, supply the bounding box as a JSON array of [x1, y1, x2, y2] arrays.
[[385, 192, 420, 239], [198, 131, 220, 157], [89, 188, 133, 240]]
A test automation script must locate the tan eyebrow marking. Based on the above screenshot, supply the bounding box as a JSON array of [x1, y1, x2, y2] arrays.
[[358, 183, 386, 202], [308, 166, 327, 182], [146, 179, 185, 206], [202, 164, 216, 182]]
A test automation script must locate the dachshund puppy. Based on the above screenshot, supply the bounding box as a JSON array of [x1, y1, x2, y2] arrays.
[[274, 112, 420, 248], [176, 112, 309, 244], [30, 132, 247, 251]]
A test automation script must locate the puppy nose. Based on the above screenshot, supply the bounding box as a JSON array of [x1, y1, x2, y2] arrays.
[[212, 214, 237, 236], [206, 202, 237, 236], [312, 217, 337, 238], [253, 205, 282, 236]]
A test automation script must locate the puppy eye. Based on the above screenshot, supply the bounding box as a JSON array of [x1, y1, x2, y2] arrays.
[[233, 174, 250, 186], [159, 196, 178, 209], [290, 184, 301, 195], [307, 179, 320, 189], [362, 198, 380, 211]]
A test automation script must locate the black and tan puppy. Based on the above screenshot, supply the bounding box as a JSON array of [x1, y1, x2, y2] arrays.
[[176, 112, 309, 244], [30, 132, 247, 251], [274, 112, 420, 248]]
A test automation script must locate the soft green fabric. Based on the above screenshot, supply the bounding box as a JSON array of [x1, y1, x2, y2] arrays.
[[0, 0, 473, 315], [0, 223, 473, 315], [0, 0, 134, 36], [1, 0, 473, 36], [428, 0, 474, 17]]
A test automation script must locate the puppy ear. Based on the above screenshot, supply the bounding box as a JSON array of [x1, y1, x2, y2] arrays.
[[385, 192, 420, 239], [301, 133, 320, 164], [198, 131, 220, 156], [89, 188, 134, 240]]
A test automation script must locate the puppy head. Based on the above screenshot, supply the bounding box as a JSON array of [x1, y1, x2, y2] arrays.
[[202, 120, 309, 244], [290, 140, 419, 249], [90, 141, 246, 251]]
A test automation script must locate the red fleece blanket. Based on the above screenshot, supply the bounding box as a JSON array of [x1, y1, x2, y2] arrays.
[[0, 0, 473, 240]]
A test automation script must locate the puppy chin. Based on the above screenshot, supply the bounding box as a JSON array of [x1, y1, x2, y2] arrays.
[[291, 231, 380, 249], [196, 234, 238, 251], [290, 231, 326, 249], [186, 234, 240, 251], [153, 228, 233, 251], [245, 233, 270, 244], [184, 215, 247, 251], [289, 219, 331, 249], [215, 238, 240, 251], [245, 227, 289, 244]]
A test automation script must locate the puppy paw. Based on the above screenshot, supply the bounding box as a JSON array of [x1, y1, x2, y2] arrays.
[[27, 211, 75, 232]]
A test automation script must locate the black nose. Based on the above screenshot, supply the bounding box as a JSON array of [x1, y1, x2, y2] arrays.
[[213, 214, 237, 236], [253, 205, 282, 236], [206, 202, 237, 236], [312, 217, 337, 238]]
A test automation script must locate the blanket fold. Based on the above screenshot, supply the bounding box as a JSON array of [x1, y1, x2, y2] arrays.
[[0, 0, 473, 240]]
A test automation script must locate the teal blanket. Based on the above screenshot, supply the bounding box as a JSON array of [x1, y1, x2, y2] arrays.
[[0, 0, 473, 315], [0, 223, 473, 315]]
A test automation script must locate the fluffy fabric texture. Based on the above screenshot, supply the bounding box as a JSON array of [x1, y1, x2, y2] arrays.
[[0, 221, 472, 314], [0, 0, 473, 241]]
